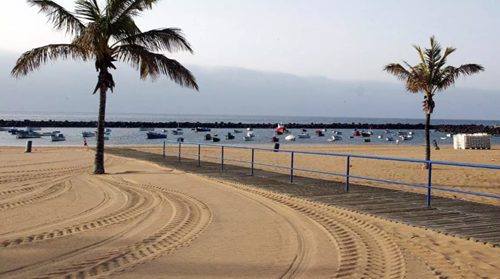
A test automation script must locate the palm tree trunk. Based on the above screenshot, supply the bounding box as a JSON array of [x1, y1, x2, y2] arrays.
[[424, 112, 431, 169], [94, 71, 108, 174]]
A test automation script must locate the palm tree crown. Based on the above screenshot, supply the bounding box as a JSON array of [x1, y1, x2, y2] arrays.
[[383, 36, 483, 114], [12, 0, 199, 91]]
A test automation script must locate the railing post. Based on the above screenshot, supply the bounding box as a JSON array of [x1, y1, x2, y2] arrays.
[[427, 162, 432, 206], [178, 142, 181, 162], [163, 141, 165, 158], [251, 149, 254, 176], [290, 152, 294, 183], [221, 146, 224, 170], [346, 156, 350, 192], [198, 144, 201, 166]]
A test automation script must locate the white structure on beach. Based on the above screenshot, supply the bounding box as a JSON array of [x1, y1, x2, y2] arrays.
[[453, 133, 491, 149]]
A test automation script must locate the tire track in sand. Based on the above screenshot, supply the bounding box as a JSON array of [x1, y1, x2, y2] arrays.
[[0, 177, 158, 247], [27, 178, 213, 279], [0, 180, 72, 211], [199, 175, 407, 279]]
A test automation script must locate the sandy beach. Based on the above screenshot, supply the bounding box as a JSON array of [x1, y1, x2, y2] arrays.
[[0, 146, 499, 278], [154, 144, 500, 205]]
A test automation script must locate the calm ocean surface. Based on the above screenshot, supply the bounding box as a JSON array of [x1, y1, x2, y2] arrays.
[[1, 112, 499, 147]]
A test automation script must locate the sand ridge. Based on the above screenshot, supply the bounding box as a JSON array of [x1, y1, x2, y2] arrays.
[[0, 147, 499, 278]]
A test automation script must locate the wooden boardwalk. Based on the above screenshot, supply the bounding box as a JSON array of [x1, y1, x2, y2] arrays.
[[107, 147, 500, 247]]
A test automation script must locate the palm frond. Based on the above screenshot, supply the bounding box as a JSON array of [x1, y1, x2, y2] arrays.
[[435, 47, 456, 70], [413, 45, 428, 70], [75, 0, 102, 22], [27, 0, 85, 35], [107, 14, 141, 42], [116, 45, 198, 90], [383, 63, 411, 81], [113, 28, 193, 53], [107, 0, 160, 24], [11, 44, 89, 77], [437, 64, 485, 91]]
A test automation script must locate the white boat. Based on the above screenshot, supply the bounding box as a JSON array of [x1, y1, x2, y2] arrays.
[[247, 131, 255, 138], [331, 130, 342, 135], [51, 133, 66, 142], [297, 133, 310, 139], [16, 132, 41, 139], [243, 136, 254, 141], [400, 135, 413, 141], [377, 135, 383, 139], [328, 135, 343, 142], [82, 131, 96, 137], [172, 130, 183, 135], [322, 129, 327, 132], [408, 131, 414, 135], [368, 130, 374, 135], [139, 127, 155, 131], [446, 133, 453, 137], [285, 135, 296, 141], [386, 137, 394, 141], [440, 137, 447, 140], [40, 131, 60, 136]]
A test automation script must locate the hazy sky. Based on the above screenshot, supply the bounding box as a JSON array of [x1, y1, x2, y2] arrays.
[[1, 0, 499, 119]]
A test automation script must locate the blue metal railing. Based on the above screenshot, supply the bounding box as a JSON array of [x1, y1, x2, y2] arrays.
[[162, 141, 500, 206]]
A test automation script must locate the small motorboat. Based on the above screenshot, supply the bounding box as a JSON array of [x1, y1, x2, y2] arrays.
[[276, 123, 289, 134], [322, 129, 327, 132], [397, 131, 407, 136], [368, 130, 374, 135], [82, 131, 96, 138], [385, 137, 394, 141], [446, 133, 453, 137], [196, 127, 211, 132], [331, 130, 342, 135], [400, 135, 413, 141], [40, 131, 60, 136], [302, 129, 307, 132], [233, 130, 243, 133], [139, 127, 155, 131], [297, 133, 310, 139], [315, 131, 324, 137], [243, 136, 254, 141], [51, 133, 66, 142], [285, 135, 296, 141], [271, 136, 279, 142], [16, 131, 41, 139], [363, 138, 371, 143], [146, 132, 166, 139], [226, 133, 235, 140], [172, 130, 183, 135], [212, 136, 221, 142], [440, 137, 447, 140], [328, 135, 343, 142], [377, 135, 383, 139], [247, 131, 255, 138], [204, 134, 212, 140]]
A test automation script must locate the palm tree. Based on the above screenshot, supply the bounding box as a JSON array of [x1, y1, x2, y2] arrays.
[[12, 0, 199, 174], [384, 36, 483, 167]]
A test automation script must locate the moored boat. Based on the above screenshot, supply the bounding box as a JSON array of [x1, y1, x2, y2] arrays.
[[276, 123, 289, 134], [82, 131, 96, 137], [226, 133, 235, 140], [196, 127, 211, 132], [146, 132, 166, 139], [172, 130, 183, 135], [16, 131, 41, 139], [212, 136, 220, 142], [51, 133, 66, 141], [400, 135, 413, 141], [285, 135, 296, 141], [385, 137, 394, 141], [297, 133, 310, 139], [316, 131, 324, 137], [204, 134, 212, 140], [363, 138, 371, 142], [243, 136, 254, 141], [271, 136, 279, 142]]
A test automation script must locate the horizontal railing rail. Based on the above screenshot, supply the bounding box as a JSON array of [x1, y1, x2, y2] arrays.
[[161, 141, 500, 206]]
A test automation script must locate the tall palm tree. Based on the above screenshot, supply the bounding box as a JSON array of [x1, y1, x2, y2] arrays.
[[384, 36, 483, 167], [11, 0, 199, 174]]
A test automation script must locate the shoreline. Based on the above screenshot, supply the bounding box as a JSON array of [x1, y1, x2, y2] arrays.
[[2, 119, 500, 134]]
